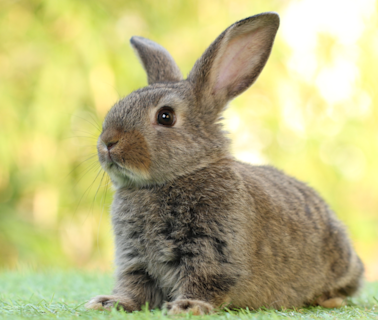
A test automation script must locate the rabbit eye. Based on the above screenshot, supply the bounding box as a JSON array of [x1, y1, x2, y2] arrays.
[[157, 107, 175, 126]]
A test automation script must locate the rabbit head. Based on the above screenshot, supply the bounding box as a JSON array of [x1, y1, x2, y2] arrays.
[[97, 13, 279, 188]]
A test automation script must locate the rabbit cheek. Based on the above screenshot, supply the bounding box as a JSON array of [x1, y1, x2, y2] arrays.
[[114, 130, 151, 174]]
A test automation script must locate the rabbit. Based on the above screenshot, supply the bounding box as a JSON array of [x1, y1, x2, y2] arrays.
[[85, 12, 364, 314]]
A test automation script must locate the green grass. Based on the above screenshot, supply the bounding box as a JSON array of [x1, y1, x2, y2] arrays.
[[0, 270, 377, 319]]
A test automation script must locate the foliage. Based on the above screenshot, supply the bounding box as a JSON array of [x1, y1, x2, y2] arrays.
[[0, 0, 377, 279]]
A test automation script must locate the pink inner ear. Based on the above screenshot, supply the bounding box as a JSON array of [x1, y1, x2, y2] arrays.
[[214, 27, 268, 94]]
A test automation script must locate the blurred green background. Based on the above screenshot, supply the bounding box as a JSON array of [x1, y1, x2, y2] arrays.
[[0, 0, 377, 280]]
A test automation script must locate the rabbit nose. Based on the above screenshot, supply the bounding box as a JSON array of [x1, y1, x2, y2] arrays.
[[100, 128, 122, 150], [106, 140, 118, 150]]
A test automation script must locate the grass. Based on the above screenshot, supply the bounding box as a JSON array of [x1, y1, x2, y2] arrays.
[[0, 270, 377, 319]]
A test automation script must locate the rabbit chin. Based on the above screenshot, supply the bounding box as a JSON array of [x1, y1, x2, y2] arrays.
[[104, 162, 151, 189]]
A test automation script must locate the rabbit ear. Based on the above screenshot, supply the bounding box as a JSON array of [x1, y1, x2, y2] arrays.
[[188, 13, 279, 119], [130, 36, 182, 85]]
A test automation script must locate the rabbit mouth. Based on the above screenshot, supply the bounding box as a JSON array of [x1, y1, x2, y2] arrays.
[[108, 161, 135, 178], [98, 147, 151, 187], [105, 160, 148, 188]]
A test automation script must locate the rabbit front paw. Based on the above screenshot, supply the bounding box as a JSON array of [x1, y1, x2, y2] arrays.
[[319, 297, 346, 308], [85, 295, 139, 312], [164, 299, 213, 315]]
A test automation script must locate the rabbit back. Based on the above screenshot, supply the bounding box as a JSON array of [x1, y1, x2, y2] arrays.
[[228, 162, 364, 308]]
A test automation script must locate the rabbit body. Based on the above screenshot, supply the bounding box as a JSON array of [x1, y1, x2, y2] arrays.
[[86, 13, 363, 314], [108, 161, 362, 311]]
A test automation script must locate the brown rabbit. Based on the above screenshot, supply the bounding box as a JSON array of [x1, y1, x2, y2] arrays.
[[85, 12, 364, 314]]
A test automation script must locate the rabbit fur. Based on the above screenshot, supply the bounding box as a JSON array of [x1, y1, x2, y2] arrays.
[[86, 12, 364, 314]]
